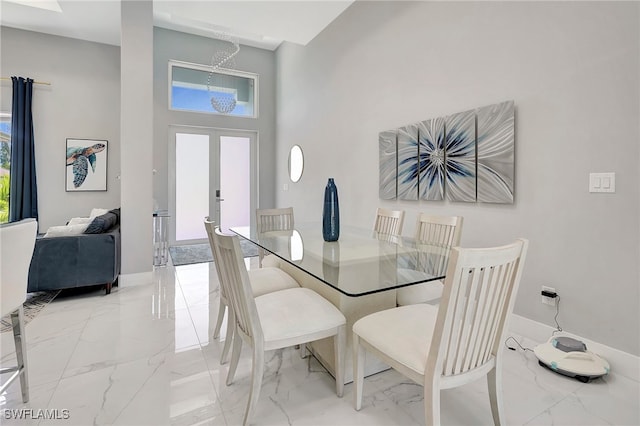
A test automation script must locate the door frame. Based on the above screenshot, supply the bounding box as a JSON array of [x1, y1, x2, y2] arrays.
[[168, 125, 258, 246]]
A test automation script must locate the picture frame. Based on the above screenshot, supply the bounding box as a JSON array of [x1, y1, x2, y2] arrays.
[[65, 138, 108, 191]]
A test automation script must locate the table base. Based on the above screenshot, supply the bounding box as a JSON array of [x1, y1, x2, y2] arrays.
[[277, 261, 397, 383]]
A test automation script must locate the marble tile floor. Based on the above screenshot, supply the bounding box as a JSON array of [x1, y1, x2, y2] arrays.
[[1, 259, 638, 426]]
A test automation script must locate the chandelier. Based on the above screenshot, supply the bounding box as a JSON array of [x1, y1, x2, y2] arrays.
[[207, 32, 240, 114]]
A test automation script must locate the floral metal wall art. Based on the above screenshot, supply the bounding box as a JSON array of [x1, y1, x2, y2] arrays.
[[378, 100, 515, 204]]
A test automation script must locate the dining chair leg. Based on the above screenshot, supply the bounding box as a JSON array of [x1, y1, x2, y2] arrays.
[[213, 299, 226, 339], [258, 249, 264, 268], [226, 327, 243, 386], [424, 376, 440, 426], [353, 333, 365, 410], [334, 325, 346, 397], [488, 366, 504, 426], [243, 345, 265, 426], [299, 343, 307, 359], [220, 309, 235, 365], [11, 307, 29, 403]]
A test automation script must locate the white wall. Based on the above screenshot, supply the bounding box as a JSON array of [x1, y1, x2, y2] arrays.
[[0, 28, 121, 231], [275, 1, 640, 355]]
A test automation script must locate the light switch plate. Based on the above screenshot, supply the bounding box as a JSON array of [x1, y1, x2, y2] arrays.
[[589, 172, 615, 193]]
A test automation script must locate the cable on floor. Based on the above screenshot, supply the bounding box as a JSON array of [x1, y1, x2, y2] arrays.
[[505, 295, 563, 352]]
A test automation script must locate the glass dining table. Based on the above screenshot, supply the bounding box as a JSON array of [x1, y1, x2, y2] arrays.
[[230, 222, 451, 297], [230, 222, 452, 383]]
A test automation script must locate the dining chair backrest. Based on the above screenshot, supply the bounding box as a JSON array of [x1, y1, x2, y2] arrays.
[[395, 214, 464, 306], [204, 217, 215, 250], [412, 242, 451, 279], [414, 214, 463, 248], [0, 219, 37, 316], [204, 217, 226, 297], [428, 238, 528, 380], [255, 207, 294, 266], [212, 227, 264, 346], [373, 208, 405, 236], [204, 217, 234, 361], [256, 207, 294, 233]]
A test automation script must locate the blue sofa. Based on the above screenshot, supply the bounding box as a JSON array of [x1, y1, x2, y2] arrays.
[[27, 209, 121, 294]]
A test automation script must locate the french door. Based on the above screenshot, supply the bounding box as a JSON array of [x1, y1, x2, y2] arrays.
[[169, 126, 257, 245]]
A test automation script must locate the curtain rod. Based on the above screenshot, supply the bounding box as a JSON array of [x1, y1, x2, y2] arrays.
[[0, 77, 51, 86]]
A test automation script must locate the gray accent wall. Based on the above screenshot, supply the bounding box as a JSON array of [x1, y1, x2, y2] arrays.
[[275, 1, 640, 355], [153, 27, 277, 214], [0, 27, 121, 231]]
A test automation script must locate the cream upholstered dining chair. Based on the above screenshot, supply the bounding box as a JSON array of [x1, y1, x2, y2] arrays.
[[354, 239, 529, 425], [396, 214, 463, 306], [255, 207, 294, 267], [204, 218, 299, 364], [212, 227, 346, 426], [373, 207, 405, 236], [0, 218, 37, 403]]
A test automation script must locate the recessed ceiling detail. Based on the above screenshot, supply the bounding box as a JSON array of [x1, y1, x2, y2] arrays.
[[1, 0, 354, 50], [4, 0, 62, 13]]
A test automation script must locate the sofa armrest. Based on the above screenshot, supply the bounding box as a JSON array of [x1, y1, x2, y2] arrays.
[[28, 225, 120, 292]]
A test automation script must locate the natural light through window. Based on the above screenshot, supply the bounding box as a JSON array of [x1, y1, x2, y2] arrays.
[[0, 113, 11, 223], [175, 133, 209, 241], [169, 61, 257, 118]]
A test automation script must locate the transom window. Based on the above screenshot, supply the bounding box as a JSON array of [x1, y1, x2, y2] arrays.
[[169, 60, 258, 118]]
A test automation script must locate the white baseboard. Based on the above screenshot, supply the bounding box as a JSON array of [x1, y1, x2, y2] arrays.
[[510, 314, 639, 383], [118, 271, 152, 287]]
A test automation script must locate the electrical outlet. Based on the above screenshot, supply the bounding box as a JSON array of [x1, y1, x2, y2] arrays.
[[541, 285, 556, 306]]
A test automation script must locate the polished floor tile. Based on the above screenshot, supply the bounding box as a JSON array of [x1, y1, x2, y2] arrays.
[[1, 259, 638, 425]]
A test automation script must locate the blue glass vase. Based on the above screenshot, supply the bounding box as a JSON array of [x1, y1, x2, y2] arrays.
[[322, 178, 340, 242]]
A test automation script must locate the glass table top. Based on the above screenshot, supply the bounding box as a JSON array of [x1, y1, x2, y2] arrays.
[[230, 223, 452, 297]]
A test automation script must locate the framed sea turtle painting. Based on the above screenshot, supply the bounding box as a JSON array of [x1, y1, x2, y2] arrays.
[[65, 138, 108, 191]]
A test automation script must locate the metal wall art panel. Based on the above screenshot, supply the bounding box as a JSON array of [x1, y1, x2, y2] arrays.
[[378, 100, 515, 204], [445, 110, 476, 202], [418, 117, 445, 201], [476, 100, 515, 203], [397, 124, 419, 200], [379, 130, 397, 200]]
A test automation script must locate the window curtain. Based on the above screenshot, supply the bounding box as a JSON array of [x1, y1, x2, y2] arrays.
[[9, 76, 38, 223]]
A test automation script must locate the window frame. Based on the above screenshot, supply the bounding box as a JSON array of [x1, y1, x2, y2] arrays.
[[0, 112, 11, 224], [168, 59, 259, 119]]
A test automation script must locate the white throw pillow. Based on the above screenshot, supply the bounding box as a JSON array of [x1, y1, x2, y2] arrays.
[[67, 217, 93, 226], [89, 208, 110, 218], [43, 224, 89, 238]]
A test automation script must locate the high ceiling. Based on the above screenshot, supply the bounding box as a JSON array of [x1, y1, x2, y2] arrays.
[[0, 0, 355, 50]]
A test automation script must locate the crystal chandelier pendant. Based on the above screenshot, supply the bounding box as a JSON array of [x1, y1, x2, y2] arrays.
[[210, 96, 237, 114], [208, 32, 239, 70], [206, 32, 240, 115]]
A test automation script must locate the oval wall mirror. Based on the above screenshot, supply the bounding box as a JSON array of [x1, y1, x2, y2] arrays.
[[288, 145, 304, 183]]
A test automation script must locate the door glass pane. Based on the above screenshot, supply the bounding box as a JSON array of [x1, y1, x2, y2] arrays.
[[220, 136, 250, 233], [175, 133, 209, 241]]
